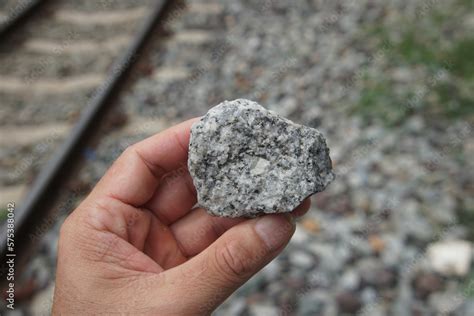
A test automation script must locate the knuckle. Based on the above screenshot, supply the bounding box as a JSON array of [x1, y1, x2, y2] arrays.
[[122, 144, 136, 156], [119, 145, 137, 163], [214, 241, 253, 282]]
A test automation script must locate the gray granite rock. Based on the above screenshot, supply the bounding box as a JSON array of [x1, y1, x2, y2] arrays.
[[188, 99, 334, 217]]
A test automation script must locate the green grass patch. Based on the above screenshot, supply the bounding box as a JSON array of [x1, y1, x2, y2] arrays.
[[448, 38, 474, 80], [396, 30, 442, 67], [0, 208, 8, 224], [463, 270, 474, 298], [352, 80, 412, 126], [457, 208, 474, 241], [351, 5, 474, 125], [458, 0, 474, 9], [432, 82, 474, 118]]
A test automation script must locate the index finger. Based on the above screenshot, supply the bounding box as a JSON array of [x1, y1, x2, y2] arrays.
[[134, 117, 200, 174], [90, 117, 199, 207]]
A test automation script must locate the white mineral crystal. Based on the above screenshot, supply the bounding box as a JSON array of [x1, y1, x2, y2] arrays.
[[188, 99, 334, 217]]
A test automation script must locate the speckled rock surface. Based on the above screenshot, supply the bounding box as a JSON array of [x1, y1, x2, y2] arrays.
[[188, 99, 334, 217]]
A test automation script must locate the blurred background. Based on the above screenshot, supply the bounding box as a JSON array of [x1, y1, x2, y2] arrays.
[[0, 0, 473, 315]]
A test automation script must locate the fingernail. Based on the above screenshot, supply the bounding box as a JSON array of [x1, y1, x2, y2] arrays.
[[255, 214, 295, 251]]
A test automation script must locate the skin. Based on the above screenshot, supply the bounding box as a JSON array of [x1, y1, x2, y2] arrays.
[[53, 118, 310, 315]]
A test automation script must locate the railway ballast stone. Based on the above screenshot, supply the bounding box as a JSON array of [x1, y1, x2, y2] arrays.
[[188, 99, 334, 217]]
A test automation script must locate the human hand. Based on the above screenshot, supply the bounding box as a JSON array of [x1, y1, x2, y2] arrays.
[[52, 118, 310, 315]]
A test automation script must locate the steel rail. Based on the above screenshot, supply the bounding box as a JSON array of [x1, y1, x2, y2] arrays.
[[0, 0, 45, 39], [0, 0, 174, 263]]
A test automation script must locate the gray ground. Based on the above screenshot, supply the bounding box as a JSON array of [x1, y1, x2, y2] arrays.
[[2, 0, 473, 315]]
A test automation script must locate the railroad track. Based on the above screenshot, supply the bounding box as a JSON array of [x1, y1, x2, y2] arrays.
[[0, 0, 155, 207], [0, 0, 177, 249], [0, 0, 166, 257], [0, 1, 43, 38], [0, 0, 226, 311]]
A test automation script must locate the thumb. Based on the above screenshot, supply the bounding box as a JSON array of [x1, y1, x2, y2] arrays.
[[163, 214, 295, 314]]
